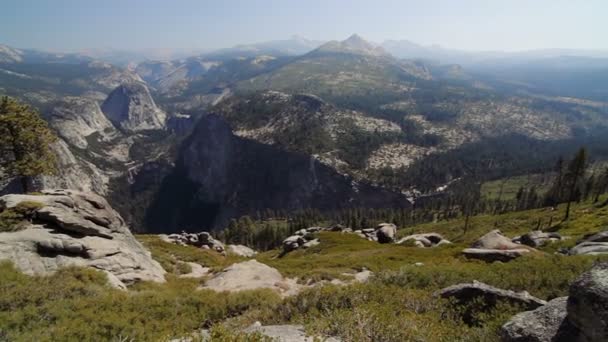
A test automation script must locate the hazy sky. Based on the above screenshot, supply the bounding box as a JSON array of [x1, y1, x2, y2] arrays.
[[1, 0, 606, 52]]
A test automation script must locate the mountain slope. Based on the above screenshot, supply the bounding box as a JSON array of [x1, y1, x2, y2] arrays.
[[143, 114, 411, 231]]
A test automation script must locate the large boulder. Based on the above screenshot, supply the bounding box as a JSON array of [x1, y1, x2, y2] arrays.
[[202, 260, 300, 296], [473, 230, 524, 250], [375, 223, 397, 244], [0, 190, 165, 288], [227, 244, 257, 257], [465, 230, 534, 262], [567, 261, 608, 341], [500, 297, 579, 342]]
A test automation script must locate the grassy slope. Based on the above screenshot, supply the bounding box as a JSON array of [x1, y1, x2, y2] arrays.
[[1, 198, 608, 341]]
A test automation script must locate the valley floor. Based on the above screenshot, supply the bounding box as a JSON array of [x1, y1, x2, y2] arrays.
[[2, 198, 608, 341]]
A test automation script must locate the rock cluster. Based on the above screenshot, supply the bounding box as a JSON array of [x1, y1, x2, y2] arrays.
[[513, 230, 563, 248], [0, 190, 165, 289], [501, 261, 608, 342], [463, 230, 534, 262], [281, 223, 399, 254], [161, 231, 225, 253], [569, 230, 608, 256], [397, 232, 451, 247]]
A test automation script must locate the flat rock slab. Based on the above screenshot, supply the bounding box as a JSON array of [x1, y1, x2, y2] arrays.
[[463, 248, 531, 262], [438, 280, 546, 310], [201, 260, 300, 296], [244, 323, 341, 342], [569, 242, 608, 256]]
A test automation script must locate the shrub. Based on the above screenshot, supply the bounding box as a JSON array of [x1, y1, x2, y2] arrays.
[[0, 200, 43, 232]]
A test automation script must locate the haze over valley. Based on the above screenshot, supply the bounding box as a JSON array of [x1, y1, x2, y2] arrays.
[[1, 1, 608, 341]]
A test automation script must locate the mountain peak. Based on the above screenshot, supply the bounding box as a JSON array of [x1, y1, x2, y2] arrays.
[[314, 34, 389, 57]]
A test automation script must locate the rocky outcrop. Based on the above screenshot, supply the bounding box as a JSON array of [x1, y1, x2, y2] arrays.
[[0, 190, 165, 289], [282, 227, 322, 253], [161, 231, 225, 253], [397, 232, 451, 247], [101, 81, 167, 131], [438, 281, 546, 310], [500, 297, 576, 342], [464, 230, 533, 262], [567, 261, 608, 341], [202, 260, 300, 296], [501, 261, 608, 342], [515, 230, 563, 248], [376, 223, 397, 243]]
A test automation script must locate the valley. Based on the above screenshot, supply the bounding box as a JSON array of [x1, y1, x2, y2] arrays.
[[1, 16, 608, 341]]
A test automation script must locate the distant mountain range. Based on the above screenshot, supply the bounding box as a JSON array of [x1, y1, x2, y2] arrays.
[[2, 34, 608, 230]]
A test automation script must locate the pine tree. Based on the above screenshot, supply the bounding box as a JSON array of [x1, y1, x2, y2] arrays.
[[563, 148, 588, 220], [0, 97, 57, 192]]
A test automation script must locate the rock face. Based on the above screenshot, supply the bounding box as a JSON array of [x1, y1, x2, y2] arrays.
[[375, 223, 397, 244], [48, 97, 118, 149], [438, 281, 547, 311], [202, 260, 299, 296], [568, 261, 608, 341], [0, 190, 165, 288], [500, 297, 576, 342], [464, 230, 533, 262], [144, 114, 410, 231], [101, 81, 166, 131], [397, 232, 451, 247]]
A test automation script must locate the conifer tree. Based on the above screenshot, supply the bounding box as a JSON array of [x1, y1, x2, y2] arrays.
[[0, 97, 57, 192]]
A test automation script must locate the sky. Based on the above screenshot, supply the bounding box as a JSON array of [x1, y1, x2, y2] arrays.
[[1, 0, 606, 52]]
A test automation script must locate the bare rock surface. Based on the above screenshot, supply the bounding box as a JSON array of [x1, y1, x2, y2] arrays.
[[227, 244, 257, 257], [178, 262, 210, 279], [101, 81, 167, 131], [244, 322, 341, 342], [0, 190, 165, 288], [201, 260, 300, 296]]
